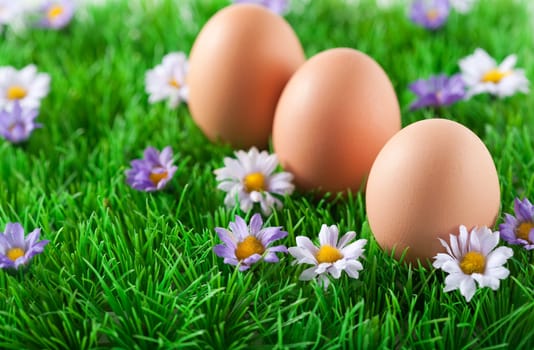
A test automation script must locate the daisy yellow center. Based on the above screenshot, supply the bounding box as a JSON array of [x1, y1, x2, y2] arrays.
[[516, 221, 534, 241], [235, 236, 265, 261], [460, 251, 486, 275], [149, 171, 168, 186], [169, 79, 180, 88], [7, 85, 27, 100], [6, 247, 25, 262], [426, 9, 439, 21], [316, 244, 343, 264], [244, 172, 266, 193], [482, 69, 511, 84], [47, 5, 64, 20]]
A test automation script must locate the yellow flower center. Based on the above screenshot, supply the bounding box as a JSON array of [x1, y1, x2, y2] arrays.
[[47, 5, 64, 20], [149, 171, 168, 186], [235, 236, 265, 261], [169, 79, 180, 88], [426, 9, 439, 21], [7, 85, 27, 100], [6, 247, 25, 262], [243, 172, 266, 193], [482, 69, 511, 84], [316, 244, 343, 264], [460, 251, 486, 274], [516, 221, 534, 242]]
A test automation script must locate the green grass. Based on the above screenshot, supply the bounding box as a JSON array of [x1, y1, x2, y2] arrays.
[[1, 0, 534, 348]]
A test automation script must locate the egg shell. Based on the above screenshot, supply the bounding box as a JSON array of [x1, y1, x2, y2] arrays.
[[187, 4, 305, 149], [272, 48, 401, 194], [365, 118, 501, 264]]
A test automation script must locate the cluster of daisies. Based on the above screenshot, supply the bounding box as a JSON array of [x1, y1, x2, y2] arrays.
[[407, 0, 529, 110], [0, 1, 75, 144], [1, 0, 533, 304], [124, 0, 532, 299], [409, 48, 529, 110]]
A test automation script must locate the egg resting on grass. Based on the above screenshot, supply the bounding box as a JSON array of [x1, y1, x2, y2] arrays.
[[272, 48, 401, 194], [365, 119, 500, 264], [187, 4, 305, 149]]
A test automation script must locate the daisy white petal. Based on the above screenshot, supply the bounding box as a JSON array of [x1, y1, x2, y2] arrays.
[[299, 266, 318, 281], [0, 64, 50, 111], [459, 277, 477, 302], [288, 225, 367, 290], [213, 147, 294, 215], [459, 48, 529, 99], [433, 225, 513, 302], [145, 52, 188, 108]]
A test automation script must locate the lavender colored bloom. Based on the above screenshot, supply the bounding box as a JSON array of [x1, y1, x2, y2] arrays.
[[39, 0, 75, 29], [233, 0, 289, 15], [214, 214, 288, 271], [125, 146, 177, 192], [0, 223, 49, 270], [409, 0, 450, 30], [499, 198, 534, 249], [0, 101, 41, 143], [409, 74, 465, 110]]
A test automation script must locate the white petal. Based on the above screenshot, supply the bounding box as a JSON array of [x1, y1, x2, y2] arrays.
[[485, 266, 510, 280], [472, 273, 500, 290], [344, 260, 363, 279], [499, 54, 517, 71], [340, 239, 366, 259], [443, 272, 468, 292], [459, 277, 477, 302], [319, 225, 338, 246], [299, 266, 319, 281], [485, 247, 513, 268], [441, 260, 462, 274], [337, 231, 356, 249]]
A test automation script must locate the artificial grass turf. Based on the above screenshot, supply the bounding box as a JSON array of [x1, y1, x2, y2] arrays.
[[1, 0, 534, 348]]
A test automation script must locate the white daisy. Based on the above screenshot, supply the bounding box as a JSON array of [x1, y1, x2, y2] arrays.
[[433, 225, 513, 302], [459, 48, 529, 98], [0, 1, 24, 27], [449, 0, 476, 13], [145, 51, 188, 108], [288, 224, 367, 290], [214, 147, 294, 216], [0, 64, 51, 111]]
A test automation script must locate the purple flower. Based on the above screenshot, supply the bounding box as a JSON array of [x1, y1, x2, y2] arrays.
[[409, 0, 450, 30], [0, 101, 41, 143], [0, 223, 49, 270], [409, 74, 465, 110], [214, 214, 288, 271], [233, 0, 289, 15], [125, 146, 177, 192], [39, 0, 75, 29], [499, 198, 534, 249]]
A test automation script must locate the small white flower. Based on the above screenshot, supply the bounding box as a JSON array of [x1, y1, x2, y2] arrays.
[[0, 1, 24, 26], [433, 225, 513, 302], [449, 0, 476, 13], [214, 147, 294, 216], [0, 65, 51, 111], [459, 48, 529, 98], [288, 225, 367, 290], [145, 52, 188, 108]]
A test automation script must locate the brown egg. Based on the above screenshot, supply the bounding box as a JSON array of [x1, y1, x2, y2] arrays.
[[187, 4, 305, 149], [272, 48, 401, 194], [365, 119, 501, 264]]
